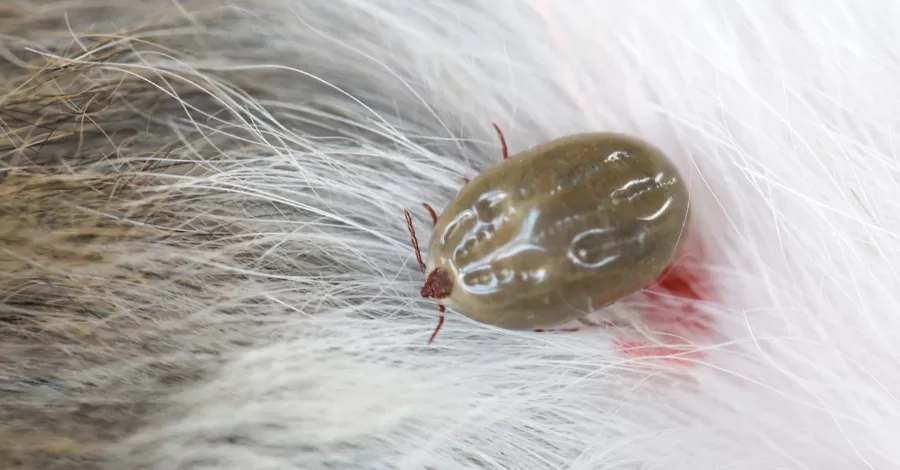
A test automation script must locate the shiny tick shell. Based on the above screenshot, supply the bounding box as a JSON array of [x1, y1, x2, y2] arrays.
[[420, 132, 691, 330]]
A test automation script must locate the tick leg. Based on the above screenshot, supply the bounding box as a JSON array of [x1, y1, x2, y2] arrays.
[[421, 202, 439, 226], [427, 306, 446, 344], [534, 327, 581, 333], [491, 122, 509, 160], [409, 204, 447, 344], [534, 316, 614, 333], [403, 209, 427, 272]]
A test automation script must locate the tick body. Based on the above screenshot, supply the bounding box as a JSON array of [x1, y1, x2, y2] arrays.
[[410, 129, 691, 335]]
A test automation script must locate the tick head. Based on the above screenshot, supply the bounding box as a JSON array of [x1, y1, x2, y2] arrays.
[[421, 267, 453, 300]]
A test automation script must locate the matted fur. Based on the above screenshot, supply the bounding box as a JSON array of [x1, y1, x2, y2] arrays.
[[1, 1, 898, 469]]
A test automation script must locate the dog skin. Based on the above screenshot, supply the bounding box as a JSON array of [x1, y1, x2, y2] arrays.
[[1, 1, 898, 469]]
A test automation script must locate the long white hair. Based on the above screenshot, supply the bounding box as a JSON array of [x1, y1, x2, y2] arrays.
[[1, 1, 896, 468]]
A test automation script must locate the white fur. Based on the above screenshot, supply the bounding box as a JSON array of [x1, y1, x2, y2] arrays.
[[4, 0, 900, 469]]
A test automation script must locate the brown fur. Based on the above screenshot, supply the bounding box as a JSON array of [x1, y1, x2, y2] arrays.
[[0, 14, 264, 468]]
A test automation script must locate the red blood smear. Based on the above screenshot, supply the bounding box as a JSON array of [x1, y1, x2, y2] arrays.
[[612, 339, 707, 367], [614, 234, 716, 366]]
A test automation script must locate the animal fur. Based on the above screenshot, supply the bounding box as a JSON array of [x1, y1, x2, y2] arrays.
[[1, 1, 898, 469]]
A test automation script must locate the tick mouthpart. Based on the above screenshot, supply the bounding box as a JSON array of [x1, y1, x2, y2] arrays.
[[421, 267, 453, 300]]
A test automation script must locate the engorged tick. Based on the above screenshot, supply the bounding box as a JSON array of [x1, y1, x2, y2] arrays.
[[405, 123, 691, 344]]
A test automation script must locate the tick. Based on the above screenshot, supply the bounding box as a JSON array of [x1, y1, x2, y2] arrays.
[[405, 124, 690, 343]]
